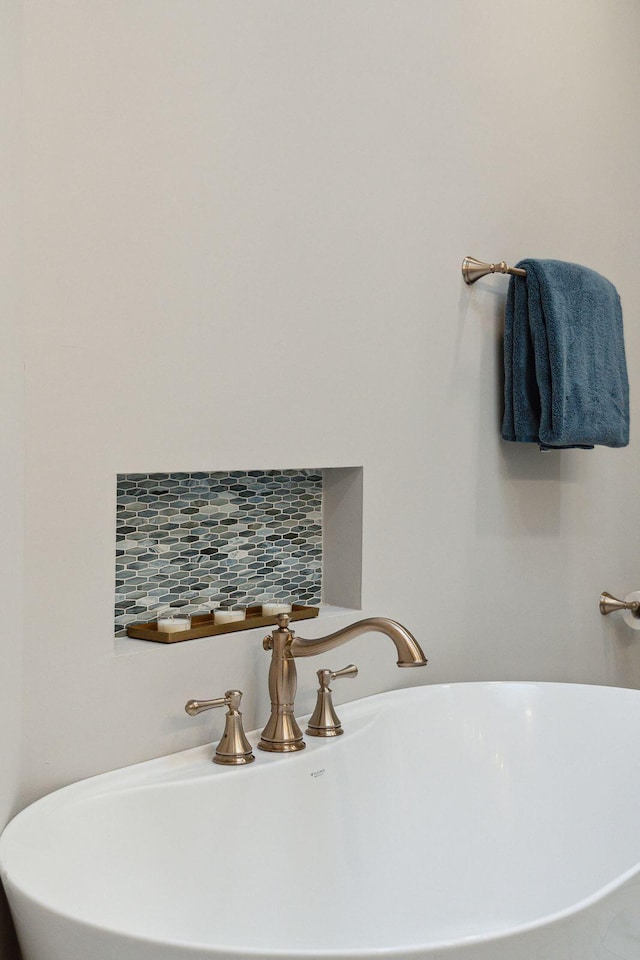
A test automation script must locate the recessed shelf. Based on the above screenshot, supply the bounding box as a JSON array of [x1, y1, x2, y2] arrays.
[[127, 604, 319, 643], [113, 466, 363, 654]]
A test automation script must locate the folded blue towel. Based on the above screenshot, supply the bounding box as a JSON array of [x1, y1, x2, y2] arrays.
[[502, 259, 629, 449]]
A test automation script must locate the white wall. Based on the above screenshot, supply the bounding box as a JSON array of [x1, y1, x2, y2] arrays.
[[4, 1, 640, 951]]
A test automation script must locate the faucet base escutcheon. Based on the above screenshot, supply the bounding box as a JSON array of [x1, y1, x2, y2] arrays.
[[257, 735, 306, 753]]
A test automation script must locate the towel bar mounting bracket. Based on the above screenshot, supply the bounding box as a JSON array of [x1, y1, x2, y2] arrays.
[[462, 257, 527, 285]]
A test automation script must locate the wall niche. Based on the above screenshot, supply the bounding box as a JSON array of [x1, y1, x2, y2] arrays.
[[114, 467, 362, 643]]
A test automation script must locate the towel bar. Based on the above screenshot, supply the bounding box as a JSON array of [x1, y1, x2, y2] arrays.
[[462, 257, 527, 285]]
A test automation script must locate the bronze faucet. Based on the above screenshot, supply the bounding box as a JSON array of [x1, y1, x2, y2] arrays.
[[258, 614, 427, 753]]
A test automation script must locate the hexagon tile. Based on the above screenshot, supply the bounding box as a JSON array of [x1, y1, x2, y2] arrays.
[[115, 470, 322, 637]]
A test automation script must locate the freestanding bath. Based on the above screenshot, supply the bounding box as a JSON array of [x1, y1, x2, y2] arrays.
[[2, 681, 640, 960]]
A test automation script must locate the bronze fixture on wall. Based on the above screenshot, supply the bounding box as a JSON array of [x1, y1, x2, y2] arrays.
[[462, 257, 527, 285], [599, 591, 640, 618]]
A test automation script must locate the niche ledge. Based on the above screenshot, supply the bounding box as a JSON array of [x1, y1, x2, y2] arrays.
[[113, 603, 360, 658]]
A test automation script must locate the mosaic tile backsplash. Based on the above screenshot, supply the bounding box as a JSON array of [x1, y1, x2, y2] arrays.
[[115, 470, 323, 637]]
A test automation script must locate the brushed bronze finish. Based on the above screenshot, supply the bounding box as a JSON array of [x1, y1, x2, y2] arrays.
[[462, 257, 527, 285], [290, 617, 427, 667], [600, 591, 640, 617], [258, 614, 427, 753], [258, 617, 305, 752], [185, 689, 255, 765], [306, 664, 358, 737]]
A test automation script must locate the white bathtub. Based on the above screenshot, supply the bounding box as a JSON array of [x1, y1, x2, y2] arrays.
[[2, 682, 640, 960]]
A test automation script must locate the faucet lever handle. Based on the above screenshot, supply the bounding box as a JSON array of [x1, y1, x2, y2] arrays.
[[185, 695, 229, 716], [185, 690, 255, 766], [307, 665, 358, 738], [328, 664, 358, 684]]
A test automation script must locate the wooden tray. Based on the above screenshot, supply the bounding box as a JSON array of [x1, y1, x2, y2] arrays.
[[126, 604, 319, 644]]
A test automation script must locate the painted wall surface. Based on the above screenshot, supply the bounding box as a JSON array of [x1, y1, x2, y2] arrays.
[[3, 1, 640, 955]]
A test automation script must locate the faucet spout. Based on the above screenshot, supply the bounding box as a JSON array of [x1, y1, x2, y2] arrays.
[[290, 617, 427, 667]]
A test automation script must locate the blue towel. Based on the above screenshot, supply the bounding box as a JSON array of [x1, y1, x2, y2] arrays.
[[502, 259, 629, 450]]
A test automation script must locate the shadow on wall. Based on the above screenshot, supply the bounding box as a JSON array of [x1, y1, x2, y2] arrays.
[[454, 278, 564, 539], [472, 289, 587, 540], [0, 887, 20, 960], [604, 614, 640, 690]]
